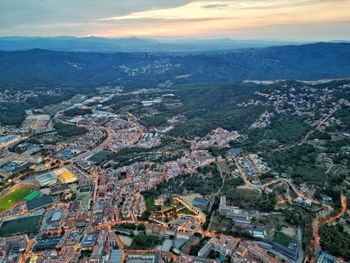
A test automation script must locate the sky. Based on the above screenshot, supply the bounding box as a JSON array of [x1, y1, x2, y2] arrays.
[[0, 0, 350, 41]]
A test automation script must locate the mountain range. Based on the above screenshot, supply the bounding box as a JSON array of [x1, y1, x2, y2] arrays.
[[0, 42, 349, 89], [0, 36, 302, 53]]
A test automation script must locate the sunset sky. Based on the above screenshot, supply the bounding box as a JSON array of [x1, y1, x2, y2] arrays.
[[1, 0, 350, 40]]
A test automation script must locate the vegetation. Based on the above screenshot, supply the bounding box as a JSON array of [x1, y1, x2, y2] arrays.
[[271, 118, 309, 144], [54, 122, 88, 137], [140, 114, 168, 128], [89, 151, 112, 164], [319, 224, 350, 260], [0, 102, 26, 126], [262, 144, 327, 186], [111, 146, 183, 167], [129, 234, 163, 250], [63, 107, 92, 117], [143, 171, 222, 197], [224, 188, 276, 212], [118, 223, 146, 231]]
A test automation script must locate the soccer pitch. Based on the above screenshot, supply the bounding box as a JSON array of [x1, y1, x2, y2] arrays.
[[0, 186, 34, 212], [272, 232, 294, 247], [0, 214, 43, 236]]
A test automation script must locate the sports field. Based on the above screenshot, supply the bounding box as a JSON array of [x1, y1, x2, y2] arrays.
[[89, 150, 112, 164], [0, 186, 34, 212], [0, 214, 43, 236], [272, 232, 294, 247]]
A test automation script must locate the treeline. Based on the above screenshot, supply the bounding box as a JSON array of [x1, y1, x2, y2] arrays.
[[263, 144, 326, 186], [140, 115, 168, 128], [0, 102, 26, 126], [26, 93, 73, 108], [0, 91, 77, 126], [129, 234, 163, 250], [53, 122, 88, 138], [226, 190, 277, 212], [319, 224, 350, 260], [63, 107, 92, 117]]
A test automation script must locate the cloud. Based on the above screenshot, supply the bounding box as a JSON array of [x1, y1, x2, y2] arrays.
[[201, 3, 228, 9], [0, 0, 349, 40], [99, 1, 234, 21]]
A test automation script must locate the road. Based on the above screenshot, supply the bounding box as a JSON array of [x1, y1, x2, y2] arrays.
[[234, 158, 258, 189], [207, 161, 226, 232], [311, 192, 347, 261], [70, 127, 114, 163], [213, 161, 226, 198], [324, 192, 347, 224], [273, 106, 339, 152]]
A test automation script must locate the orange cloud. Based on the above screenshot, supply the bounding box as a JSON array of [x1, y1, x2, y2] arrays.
[[95, 0, 350, 38]]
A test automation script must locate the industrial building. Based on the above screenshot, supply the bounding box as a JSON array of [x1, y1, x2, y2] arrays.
[[35, 172, 58, 187], [50, 211, 62, 222], [26, 195, 54, 211], [54, 168, 78, 184], [0, 135, 20, 148], [191, 197, 209, 210], [219, 196, 251, 224]]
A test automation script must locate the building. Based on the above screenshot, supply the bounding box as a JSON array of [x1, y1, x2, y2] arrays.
[[26, 195, 54, 211], [0, 234, 28, 262], [232, 241, 281, 263], [108, 231, 119, 248], [51, 211, 62, 222], [35, 172, 58, 187], [126, 252, 163, 263], [218, 196, 251, 224], [24, 191, 42, 201], [75, 159, 92, 171], [180, 254, 218, 263], [109, 249, 123, 263], [192, 197, 209, 210], [317, 252, 343, 263], [54, 167, 78, 184], [81, 233, 98, 248], [50, 183, 70, 195], [32, 235, 61, 251], [198, 235, 239, 258], [0, 135, 20, 148]]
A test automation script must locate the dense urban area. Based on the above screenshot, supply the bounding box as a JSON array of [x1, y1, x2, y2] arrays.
[[0, 78, 349, 263]]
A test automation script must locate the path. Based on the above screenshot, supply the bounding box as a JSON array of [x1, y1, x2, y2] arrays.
[[273, 106, 339, 152]]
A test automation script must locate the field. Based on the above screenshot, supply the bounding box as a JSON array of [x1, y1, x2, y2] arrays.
[[272, 232, 294, 247], [89, 151, 112, 164], [0, 214, 43, 236], [0, 186, 34, 212], [22, 114, 50, 131]]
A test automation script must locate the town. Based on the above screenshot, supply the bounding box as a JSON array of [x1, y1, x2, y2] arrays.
[[0, 79, 349, 263]]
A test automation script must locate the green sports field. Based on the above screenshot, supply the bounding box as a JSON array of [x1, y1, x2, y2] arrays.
[[0, 186, 34, 212], [272, 232, 294, 247], [0, 214, 43, 236], [88, 150, 112, 164]]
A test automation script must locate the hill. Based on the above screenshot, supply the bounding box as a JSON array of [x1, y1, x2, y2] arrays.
[[0, 36, 298, 52], [0, 43, 349, 88]]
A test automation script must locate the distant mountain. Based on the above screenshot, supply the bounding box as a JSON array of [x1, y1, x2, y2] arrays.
[[0, 36, 301, 52], [0, 42, 349, 89]]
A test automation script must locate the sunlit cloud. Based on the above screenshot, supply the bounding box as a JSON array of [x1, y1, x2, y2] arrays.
[[95, 0, 350, 39], [0, 0, 350, 40], [99, 0, 348, 22]]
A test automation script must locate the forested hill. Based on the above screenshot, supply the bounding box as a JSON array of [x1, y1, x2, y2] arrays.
[[0, 42, 350, 89]]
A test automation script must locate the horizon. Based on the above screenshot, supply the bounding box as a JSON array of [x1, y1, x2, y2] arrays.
[[1, 0, 350, 41]]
